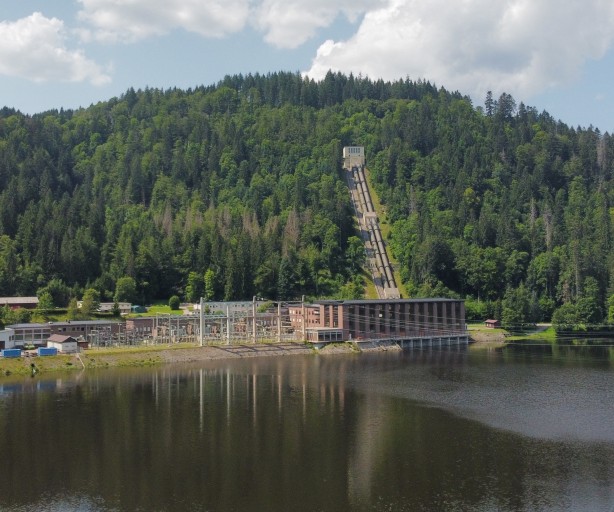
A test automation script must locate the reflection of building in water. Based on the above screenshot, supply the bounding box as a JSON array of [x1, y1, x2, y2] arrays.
[[346, 344, 469, 507], [347, 395, 391, 507]]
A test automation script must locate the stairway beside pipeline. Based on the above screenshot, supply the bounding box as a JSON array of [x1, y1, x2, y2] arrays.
[[345, 164, 400, 299]]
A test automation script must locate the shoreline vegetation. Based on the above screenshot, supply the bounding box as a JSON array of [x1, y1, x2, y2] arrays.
[[468, 323, 557, 343], [0, 326, 563, 379], [1, 341, 396, 378]]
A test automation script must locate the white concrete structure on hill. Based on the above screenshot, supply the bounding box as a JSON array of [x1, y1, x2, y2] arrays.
[[343, 146, 365, 169]]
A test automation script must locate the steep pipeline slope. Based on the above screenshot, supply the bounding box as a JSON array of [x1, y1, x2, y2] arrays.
[[345, 163, 401, 299]]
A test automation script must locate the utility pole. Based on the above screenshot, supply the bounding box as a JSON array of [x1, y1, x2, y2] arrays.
[[301, 295, 306, 341], [199, 297, 204, 347], [252, 296, 257, 344], [277, 301, 281, 343], [226, 305, 230, 345]]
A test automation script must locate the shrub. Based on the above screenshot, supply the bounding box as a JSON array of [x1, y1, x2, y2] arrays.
[[169, 295, 180, 310]]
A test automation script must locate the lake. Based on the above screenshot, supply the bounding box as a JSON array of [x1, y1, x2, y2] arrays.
[[0, 343, 613, 511]]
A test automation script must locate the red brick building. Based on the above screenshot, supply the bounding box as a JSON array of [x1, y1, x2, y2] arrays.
[[289, 299, 465, 342]]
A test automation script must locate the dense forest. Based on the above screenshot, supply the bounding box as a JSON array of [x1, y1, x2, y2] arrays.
[[0, 71, 613, 326]]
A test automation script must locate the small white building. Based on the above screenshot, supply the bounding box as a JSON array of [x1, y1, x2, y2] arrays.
[[77, 301, 132, 315], [103, 302, 131, 315], [46, 334, 78, 354], [343, 146, 365, 169], [194, 301, 268, 316], [0, 328, 15, 350]]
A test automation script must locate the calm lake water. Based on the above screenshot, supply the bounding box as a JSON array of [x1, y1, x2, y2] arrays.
[[0, 343, 613, 512]]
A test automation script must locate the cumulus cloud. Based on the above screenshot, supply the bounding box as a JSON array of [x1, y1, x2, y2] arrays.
[[252, 0, 384, 49], [76, 0, 384, 48], [77, 0, 251, 42], [304, 0, 614, 101], [0, 12, 110, 85]]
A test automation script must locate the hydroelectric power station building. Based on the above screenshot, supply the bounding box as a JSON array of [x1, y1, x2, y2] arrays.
[[289, 299, 467, 345]]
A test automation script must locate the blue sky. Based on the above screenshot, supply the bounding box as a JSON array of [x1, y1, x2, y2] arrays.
[[2, 0, 614, 133]]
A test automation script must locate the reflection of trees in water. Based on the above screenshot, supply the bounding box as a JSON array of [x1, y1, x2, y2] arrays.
[[506, 338, 614, 362], [1, 351, 613, 511]]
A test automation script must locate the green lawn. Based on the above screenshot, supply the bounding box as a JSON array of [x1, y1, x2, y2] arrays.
[[31, 311, 120, 323], [127, 302, 186, 317], [467, 323, 557, 342], [506, 326, 556, 341], [27, 301, 187, 322], [364, 275, 379, 299]]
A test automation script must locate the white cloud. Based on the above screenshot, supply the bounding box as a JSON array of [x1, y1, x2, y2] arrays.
[[77, 0, 251, 42], [76, 0, 384, 49], [253, 0, 384, 49], [0, 12, 110, 85], [304, 0, 614, 101]]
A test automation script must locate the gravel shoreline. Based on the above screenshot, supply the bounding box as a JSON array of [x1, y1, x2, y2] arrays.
[[151, 342, 317, 362], [0, 338, 457, 378], [2, 342, 360, 377]]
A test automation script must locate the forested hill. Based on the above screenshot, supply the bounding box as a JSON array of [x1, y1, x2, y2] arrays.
[[0, 71, 613, 325]]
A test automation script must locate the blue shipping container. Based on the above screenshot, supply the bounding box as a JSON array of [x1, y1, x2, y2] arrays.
[[1, 349, 22, 358], [37, 347, 58, 357]]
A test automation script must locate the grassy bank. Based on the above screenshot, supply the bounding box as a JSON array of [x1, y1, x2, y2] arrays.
[[467, 323, 558, 345], [0, 338, 412, 379], [0, 342, 319, 378], [0, 344, 177, 376], [467, 324, 508, 344], [506, 326, 556, 342]]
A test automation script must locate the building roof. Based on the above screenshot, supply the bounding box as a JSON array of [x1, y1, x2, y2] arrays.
[[313, 298, 463, 305], [0, 297, 39, 305], [6, 323, 51, 329], [8, 320, 122, 329], [47, 334, 77, 343], [126, 316, 155, 324], [49, 320, 120, 327], [305, 327, 344, 332]]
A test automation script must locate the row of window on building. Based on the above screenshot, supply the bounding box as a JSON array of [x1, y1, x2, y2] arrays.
[[1, 299, 466, 349]]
